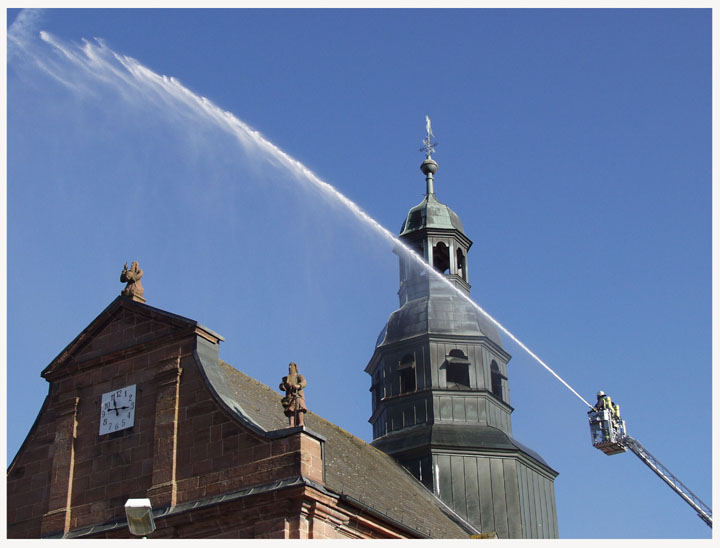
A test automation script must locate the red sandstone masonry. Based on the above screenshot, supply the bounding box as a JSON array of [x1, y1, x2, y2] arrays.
[[8, 298, 429, 539], [7, 303, 199, 538], [173, 361, 322, 504]]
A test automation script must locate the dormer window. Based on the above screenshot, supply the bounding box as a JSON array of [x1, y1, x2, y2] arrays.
[[398, 354, 416, 394], [491, 360, 507, 402], [446, 349, 470, 390], [371, 369, 383, 410]]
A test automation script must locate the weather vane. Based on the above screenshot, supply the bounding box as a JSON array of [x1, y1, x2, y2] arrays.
[[420, 115, 438, 158]]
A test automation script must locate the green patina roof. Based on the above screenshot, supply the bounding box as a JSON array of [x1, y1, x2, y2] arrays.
[[400, 193, 465, 236]]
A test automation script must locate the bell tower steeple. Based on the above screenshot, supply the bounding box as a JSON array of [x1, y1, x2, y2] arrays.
[[365, 118, 559, 539], [396, 146, 473, 306]]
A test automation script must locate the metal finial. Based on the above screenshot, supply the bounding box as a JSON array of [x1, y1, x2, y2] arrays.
[[419, 114, 438, 158], [419, 116, 439, 195]]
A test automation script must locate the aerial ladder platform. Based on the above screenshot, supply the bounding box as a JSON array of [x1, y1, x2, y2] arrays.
[[587, 392, 712, 528]]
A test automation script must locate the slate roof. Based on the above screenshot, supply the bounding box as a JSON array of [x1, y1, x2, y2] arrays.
[[372, 423, 558, 477], [376, 292, 504, 349], [216, 360, 477, 538]]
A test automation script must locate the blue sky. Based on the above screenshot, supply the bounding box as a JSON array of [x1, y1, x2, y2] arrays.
[[5, 8, 713, 539]]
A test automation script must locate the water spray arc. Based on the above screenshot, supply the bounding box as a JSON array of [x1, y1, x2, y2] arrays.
[[25, 30, 592, 410]]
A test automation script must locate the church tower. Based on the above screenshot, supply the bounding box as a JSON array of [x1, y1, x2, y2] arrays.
[[365, 121, 559, 538]]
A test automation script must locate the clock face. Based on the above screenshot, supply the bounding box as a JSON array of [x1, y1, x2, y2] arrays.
[[99, 384, 136, 435]]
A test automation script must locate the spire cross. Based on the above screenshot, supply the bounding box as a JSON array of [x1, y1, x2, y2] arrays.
[[420, 114, 438, 158]]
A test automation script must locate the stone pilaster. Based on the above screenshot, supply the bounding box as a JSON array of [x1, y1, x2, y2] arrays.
[[147, 357, 183, 508], [40, 396, 79, 537]]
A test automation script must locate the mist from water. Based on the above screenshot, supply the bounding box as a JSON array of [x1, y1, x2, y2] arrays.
[[10, 21, 592, 408]]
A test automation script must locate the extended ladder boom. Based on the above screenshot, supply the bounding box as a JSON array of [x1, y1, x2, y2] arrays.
[[588, 396, 712, 529], [621, 435, 712, 528]]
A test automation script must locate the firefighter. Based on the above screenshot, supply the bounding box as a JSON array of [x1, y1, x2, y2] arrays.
[[594, 391, 613, 412], [593, 391, 615, 441]]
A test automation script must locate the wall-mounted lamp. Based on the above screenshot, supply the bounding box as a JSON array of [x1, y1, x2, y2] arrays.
[[124, 498, 156, 537]]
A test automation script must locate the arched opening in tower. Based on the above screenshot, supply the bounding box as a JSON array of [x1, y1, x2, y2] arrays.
[[433, 242, 450, 274], [410, 241, 426, 278], [456, 248, 466, 281]]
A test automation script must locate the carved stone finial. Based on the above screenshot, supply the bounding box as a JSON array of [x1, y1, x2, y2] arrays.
[[279, 362, 307, 427], [120, 261, 146, 303]]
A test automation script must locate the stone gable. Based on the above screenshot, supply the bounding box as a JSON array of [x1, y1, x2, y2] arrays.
[[8, 297, 474, 539], [72, 307, 178, 363]]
